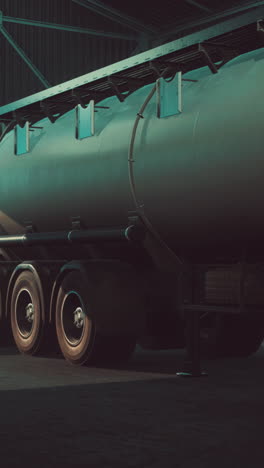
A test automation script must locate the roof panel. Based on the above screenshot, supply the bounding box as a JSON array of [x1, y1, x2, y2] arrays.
[[101, 0, 260, 31]]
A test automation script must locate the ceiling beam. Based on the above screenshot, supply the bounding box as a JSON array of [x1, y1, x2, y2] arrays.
[[1, 5, 263, 118], [2, 15, 137, 40], [0, 21, 50, 88], [184, 0, 212, 13], [157, 1, 264, 44], [71, 0, 156, 35]]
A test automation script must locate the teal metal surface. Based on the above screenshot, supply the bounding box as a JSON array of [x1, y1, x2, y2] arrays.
[[0, 6, 263, 117], [157, 73, 182, 118], [75, 101, 94, 139], [2, 15, 137, 40], [14, 122, 29, 155], [0, 47, 264, 258]]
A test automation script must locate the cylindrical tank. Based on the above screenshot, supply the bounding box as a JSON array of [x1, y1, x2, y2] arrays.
[[0, 47, 264, 257]]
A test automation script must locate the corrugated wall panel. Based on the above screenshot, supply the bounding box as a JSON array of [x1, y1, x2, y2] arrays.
[[0, 0, 137, 105], [108, 0, 253, 29]]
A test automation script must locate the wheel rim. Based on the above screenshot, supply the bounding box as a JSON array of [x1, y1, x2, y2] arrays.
[[61, 291, 86, 346], [15, 289, 35, 339]]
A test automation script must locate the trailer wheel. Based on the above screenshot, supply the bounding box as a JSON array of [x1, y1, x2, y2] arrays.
[[200, 313, 264, 358], [55, 270, 136, 365], [55, 271, 95, 365], [10, 270, 45, 355]]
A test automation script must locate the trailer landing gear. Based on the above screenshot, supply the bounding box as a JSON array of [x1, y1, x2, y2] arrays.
[[177, 309, 208, 378]]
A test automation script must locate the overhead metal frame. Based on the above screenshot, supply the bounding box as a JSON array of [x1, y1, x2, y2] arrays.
[[157, 1, 264, 44], [184, 0, 212, 14], [0, 12, 50, 89], [0, 7, 263, 140], [71, 0, 157, 35], [2, 14, 137, 40], [0, 3, 140, 92], [1, 1, 263, 96]]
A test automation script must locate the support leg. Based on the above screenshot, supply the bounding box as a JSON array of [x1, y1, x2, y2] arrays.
[[177, 309, 208, 377]]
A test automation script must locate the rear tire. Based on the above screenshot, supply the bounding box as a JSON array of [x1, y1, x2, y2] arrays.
[[55, 270, 136, 366], [10, 270, 46, 355], [55, 271, 95, 365]]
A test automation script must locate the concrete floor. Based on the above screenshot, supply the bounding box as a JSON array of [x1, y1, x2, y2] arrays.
[[0, 344, 264, 467]]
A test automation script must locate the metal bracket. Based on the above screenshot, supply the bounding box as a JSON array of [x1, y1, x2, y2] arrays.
[[118, 75, 144, 88], [199, 41, 238, 72], [198, 44, 218, 74], [149, 60, 181, 80], [149, 61, 163, 78], [257, 19, 264, 33], [157, 71, 182, 118], [0, 122, 5, 135], [128, 211, 142, 227], [107, 76, 126, 102], [71, 89, 86, 108], [71, 216, 83, 230], [12, 111, 26, 128], [75, 100, 94, 139], [24, 221, 36, 233], [29, 125, 43, 132], [40, 101, 57, 123], [107, 75, 144, 102], [14, 121, 29, 156], [94, 105, 110, 110]]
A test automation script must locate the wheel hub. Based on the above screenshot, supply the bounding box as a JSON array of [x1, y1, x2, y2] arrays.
[[73, 307, 84, 329], [15, 289, 35, 338], [26, 303, 34, 323], [61, 291, 86, 346]]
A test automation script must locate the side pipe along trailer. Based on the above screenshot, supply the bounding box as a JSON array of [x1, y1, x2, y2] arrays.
[[1, 9, 264, 374]]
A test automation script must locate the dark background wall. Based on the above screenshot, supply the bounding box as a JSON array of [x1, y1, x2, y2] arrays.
[[0, 0, 137, 106]]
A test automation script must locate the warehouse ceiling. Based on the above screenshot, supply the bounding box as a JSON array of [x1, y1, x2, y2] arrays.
[[71, 1, 264, 35], [0, 0, 263, 106], [70, 1, 264, 45]]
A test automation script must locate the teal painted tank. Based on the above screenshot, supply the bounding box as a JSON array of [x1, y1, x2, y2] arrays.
[[0, 47, 264, 257]]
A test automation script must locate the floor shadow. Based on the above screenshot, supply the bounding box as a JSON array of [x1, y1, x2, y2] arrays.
[[0, 360, 264, 468], [2, 344, 264, 376]]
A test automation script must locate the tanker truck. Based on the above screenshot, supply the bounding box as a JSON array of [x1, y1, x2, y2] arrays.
[[0, 12, 264, 368]]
